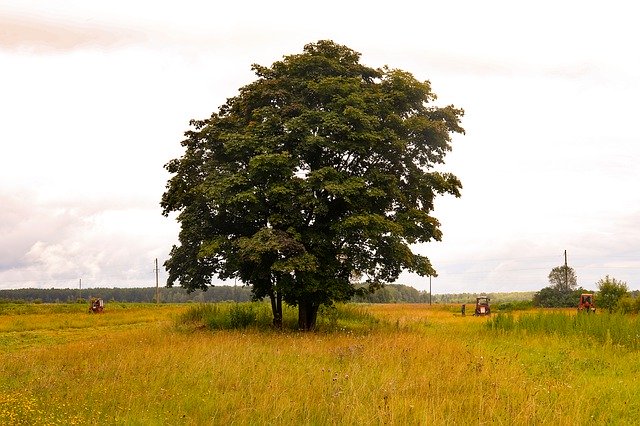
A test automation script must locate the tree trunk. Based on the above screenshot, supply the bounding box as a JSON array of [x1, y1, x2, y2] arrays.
[[298, 301, 319, 331], [269, 292, 283, 329]]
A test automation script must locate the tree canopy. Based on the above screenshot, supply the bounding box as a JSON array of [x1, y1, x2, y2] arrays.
[[548, 265, 577, 292], [533, 286, 586, 308], [597, 275, 628, 313], [161, 40, 464, 329]]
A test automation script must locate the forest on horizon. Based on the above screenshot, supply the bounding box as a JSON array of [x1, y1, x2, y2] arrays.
[[0, 284, 535, 305]]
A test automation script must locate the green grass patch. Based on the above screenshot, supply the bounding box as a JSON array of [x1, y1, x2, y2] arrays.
[[316, 303, 380, 331], [487, 311, 640, 349], [494, 300, 534, 312], [176, 302, 381, 332], [3, 303, 640, 424], [176, 302, 285, 330]]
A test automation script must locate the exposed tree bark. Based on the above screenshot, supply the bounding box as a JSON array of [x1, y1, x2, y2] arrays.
[[269, 291, 283, 328], [298, 301, 319, 331]]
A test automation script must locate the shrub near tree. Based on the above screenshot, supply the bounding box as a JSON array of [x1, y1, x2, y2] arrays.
[[597, 275, 628, 313], [533, 265, 582, 308], [616, 296, 640, 314], [161, 40, 464, 330], [533, 286, 586, 308]]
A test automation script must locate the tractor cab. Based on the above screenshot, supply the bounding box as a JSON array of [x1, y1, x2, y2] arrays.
[[578, 293, 596, 313], [474, 296, 491, 316], [89, 297, 104, 313]]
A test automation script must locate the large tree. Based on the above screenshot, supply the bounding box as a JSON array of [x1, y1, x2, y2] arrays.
[[548, 265, 577, 292], [161, 40, 464, 330]]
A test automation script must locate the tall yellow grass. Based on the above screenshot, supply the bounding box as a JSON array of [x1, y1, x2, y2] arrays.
[[1, 303, 639, 424]]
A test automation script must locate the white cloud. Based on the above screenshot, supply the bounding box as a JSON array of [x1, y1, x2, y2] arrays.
[[1, 0, 639, 292], [0, 189, 177, 289]]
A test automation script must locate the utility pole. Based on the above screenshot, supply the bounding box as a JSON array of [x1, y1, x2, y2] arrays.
[[155, 258, 159, 304], [429, 275, 432, 305], [564, 250, 568, 290], [79, 278, 82, 301]]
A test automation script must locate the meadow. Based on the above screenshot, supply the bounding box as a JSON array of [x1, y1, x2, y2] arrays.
[[1, 302, 639, 425]]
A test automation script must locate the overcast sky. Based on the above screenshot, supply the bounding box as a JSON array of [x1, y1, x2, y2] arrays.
[[1, 0, 639, 294]]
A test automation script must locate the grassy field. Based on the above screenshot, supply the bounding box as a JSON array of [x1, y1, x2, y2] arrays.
[[1, 302, 639, 425]]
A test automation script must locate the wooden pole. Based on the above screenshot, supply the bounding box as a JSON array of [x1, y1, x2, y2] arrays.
[[155, 258, 159, 304], [564, 250, 568, 290]]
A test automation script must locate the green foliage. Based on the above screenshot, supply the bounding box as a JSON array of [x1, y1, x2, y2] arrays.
[[535, 265, 581, 308], [616, 296, 640, 314], [176, 302, 378, 332], [177, 303, 278, 330], [533, 287, 586, 308], [0, 303, 89, 316], [494, 300, 533, 312], [486, 311, 516, 330], [597, 275, 628, 313], [229, 303, 258, 328], [351, 286, 537, 305], [548, 265, 577, 292], [161, 40, 464, 329], [0, 286, 253, 304], [316, 303, 379, 331], [430, 292, 535, 304], [351, 283, 431, 303], [177, 303, 220, 324], [488, 311, 640, 349]]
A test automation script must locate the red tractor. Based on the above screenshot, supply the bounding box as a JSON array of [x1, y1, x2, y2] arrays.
[[474, 296, 491, 316], [578, 293, 596, 313], [89, 297, 104, 313]]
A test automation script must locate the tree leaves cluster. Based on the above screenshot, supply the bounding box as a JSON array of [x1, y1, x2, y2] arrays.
[[596, 275, 628, 313], [161, 40, 464, 329], [548, 265, 577, 292], [533, 265, 581, 308], [533, 286, 586, 308], [535, 267, 637, 312]]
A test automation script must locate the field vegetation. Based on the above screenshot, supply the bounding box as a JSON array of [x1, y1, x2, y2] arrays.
[[1, 302, 639, 424], [489, 310, 640, 349]]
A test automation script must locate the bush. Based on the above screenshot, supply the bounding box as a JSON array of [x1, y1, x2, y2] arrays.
[[176, 302, 380, 332], [597, 276, 628, 313], [616, 296, 640, 314], [177, 302, 295, 330], [533, 287, 586, 308], [229, 303, 257, 328], [495, 300, 533, 312], [487, 312, 516, 331], [317, 304, 380, 331], [617, 297, 635, 314]]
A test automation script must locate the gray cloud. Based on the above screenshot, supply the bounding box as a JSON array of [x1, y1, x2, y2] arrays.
[[0, 190, 85, 270], [0, 189, 176, 289], [2, 1, 638, 295], [404, 209, 640, 294]]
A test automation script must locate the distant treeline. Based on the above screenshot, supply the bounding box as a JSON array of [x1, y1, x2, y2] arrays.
[[433, 291, 536, 303], [0, 284, 535, 305], [352, 284, 534, 304], [0, 286, 252, 304]]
